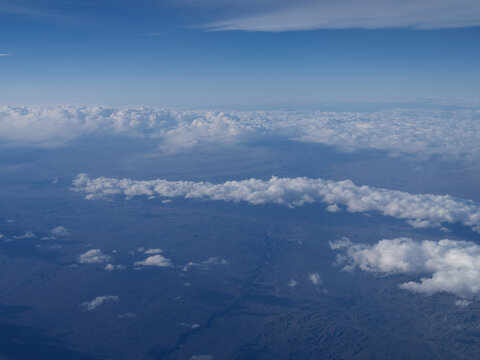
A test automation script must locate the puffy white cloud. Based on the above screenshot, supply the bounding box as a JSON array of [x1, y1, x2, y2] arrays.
[[81, 295, 119, 311], [104, 264, 125, 271], [134, 254, 173, 268], [287, 279, 297, 287], [73, 174, 480, 233], [309, 272, 322, 286], [0, 106, 252, 150], [51, 226, 70, 237], [78, 249, 111, 264], [2, 105, 480, 158], [330, 237, 480, 300]]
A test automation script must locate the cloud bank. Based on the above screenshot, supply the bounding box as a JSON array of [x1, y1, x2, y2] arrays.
[[203, 0, 480, 31], [73, 174, 480, 233], [1, 105, 480, 158], [331, 237, 480, 300]]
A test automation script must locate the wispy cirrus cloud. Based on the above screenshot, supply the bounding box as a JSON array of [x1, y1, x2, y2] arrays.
[[73, 174, 480, 233], [203, 0, 480, 32], [0, 1, 61, 20]]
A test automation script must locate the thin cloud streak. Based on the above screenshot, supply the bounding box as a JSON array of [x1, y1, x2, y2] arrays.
[[204, 0, 480, 32]]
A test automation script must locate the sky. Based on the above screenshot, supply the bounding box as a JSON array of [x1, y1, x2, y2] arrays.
[[1, 0, 480, 107]]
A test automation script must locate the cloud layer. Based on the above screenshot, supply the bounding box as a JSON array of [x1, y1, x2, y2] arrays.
[[73, 174, 480, 233], [331, 237, 480, 300], [1, 105, 480, 158]]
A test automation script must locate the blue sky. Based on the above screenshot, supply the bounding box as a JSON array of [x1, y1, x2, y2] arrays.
[[1, 0, 480, 107]]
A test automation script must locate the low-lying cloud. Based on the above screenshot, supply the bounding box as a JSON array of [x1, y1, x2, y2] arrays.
[[134, 254, 173, 268], [81, 295, 119, 311], [73, 174, 480, 233], [331, 237, 480, 300], [51, 226, 70, 237], [1, 105, 480, 159], [78, 249, 111, 264]]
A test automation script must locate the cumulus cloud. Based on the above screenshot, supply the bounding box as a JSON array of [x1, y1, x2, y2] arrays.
[[287, 279, 298, 287], [78, 249, 111, 264], [134, 254, 173, 268], [203, 0, 480, 32], [51, 226, 70, 237], [2, 106, 480, 159], [309, 272, 322, 285], [73, 174, 480, 233], [0, 106, 252, 150], [104, 264, 125, 271], [81, 295, 119, 311], [331, 237, 480, 300], [13, 231, 35, 239]]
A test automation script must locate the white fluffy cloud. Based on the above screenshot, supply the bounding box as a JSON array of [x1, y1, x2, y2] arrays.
[[78, 249, 111, 264], [51, 226, 70, 237], [73, 174, 480, 233], [81, 295, 119, 311], [104, 264, 125, 271], [1, 105, 480, 158], [287, 279, 298, 287], [0, 106, 251, 150], [309, 272, 322, 286], [331, 237, 480, 300], [134, 254, 173, 268]]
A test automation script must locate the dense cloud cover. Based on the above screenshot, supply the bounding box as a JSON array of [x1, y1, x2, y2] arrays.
[[1, 105, 480, 158], [73, 174, 480, 233], [331, 237, 480, 300]]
